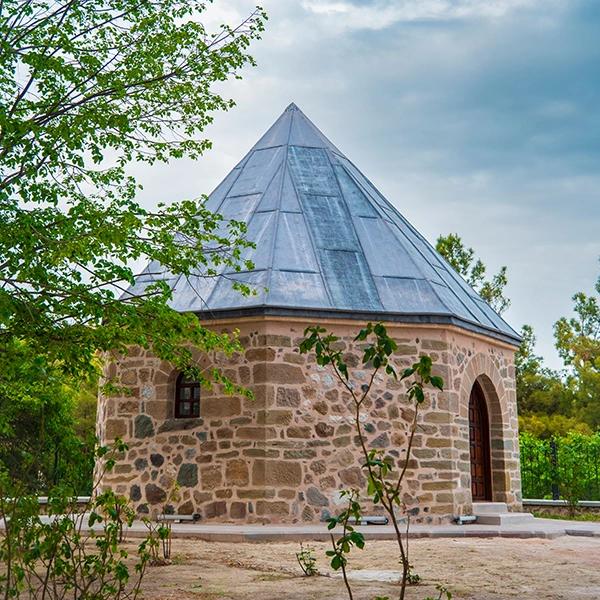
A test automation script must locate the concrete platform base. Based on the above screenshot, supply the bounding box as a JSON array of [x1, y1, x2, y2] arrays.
[[114, 516, 600, 543]]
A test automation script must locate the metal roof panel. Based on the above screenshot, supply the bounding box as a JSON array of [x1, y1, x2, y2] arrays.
[[130, 103, 520, 344]]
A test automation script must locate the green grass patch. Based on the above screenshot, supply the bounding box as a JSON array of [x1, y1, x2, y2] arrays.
[[533, 510, 600, 522]]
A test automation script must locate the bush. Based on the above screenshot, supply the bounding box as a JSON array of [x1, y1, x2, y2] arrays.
[[299, 324, 446, 600], [520, 432, 600, 503], [0, 441, 152, 599], [519, 413, 592, 439], [0, 356, 97, 496]]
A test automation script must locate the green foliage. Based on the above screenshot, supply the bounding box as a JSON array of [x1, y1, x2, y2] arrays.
[[142, 480, 180, 564], [295, 543, 319, 577], [406, 568, 422, 585], [0, 440, 152, 599], [435, 233, 510, 314], [515, 324, 578, 435], [401, 355, 444, 405], [143, 519, 174, 566], [72, 375, 99, 442], [299, 321, 398, 382], [299, 323, 447, 600], [517, 268, 600, 433], [519, 413, 591, 439], [424, 585, 453, 600], [520, 432, 600, 503], [325, 489, 364, 600], [532, 510, 600, 522], [0, 1, 266, 409], [515, 317, 600, 436], [0, 351, 96, 494], [516, 325, 572, 416], [554, 280, 600, 368], [326, 490, 365, 571], [0, 1, 267, 494], [554, 274, 600, 428]]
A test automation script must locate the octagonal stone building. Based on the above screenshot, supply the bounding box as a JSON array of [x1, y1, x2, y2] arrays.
[[96, 104, 522, 524]]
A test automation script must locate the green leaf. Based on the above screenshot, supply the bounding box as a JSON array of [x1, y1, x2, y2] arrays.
[[430, 375, 444, 390], [401, 367, 415, 380], [414, 386, 425, 404]]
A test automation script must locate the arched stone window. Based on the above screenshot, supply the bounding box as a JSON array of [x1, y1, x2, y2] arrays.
[[174, 373, 200, 418]]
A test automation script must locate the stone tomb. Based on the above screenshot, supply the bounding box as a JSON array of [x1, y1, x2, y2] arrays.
[[96, 104, 521, 523]]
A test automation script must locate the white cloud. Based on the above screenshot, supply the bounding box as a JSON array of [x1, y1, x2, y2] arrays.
[[301, 0, 558, 30], [126, 0, 598, 369]]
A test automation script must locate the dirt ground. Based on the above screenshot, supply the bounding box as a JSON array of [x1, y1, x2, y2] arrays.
[[135, 536, 600, 600]]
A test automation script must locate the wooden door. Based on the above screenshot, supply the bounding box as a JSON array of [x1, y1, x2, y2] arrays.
[[469, 381, 492, 501]]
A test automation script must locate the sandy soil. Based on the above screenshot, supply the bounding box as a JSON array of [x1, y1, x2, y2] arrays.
[[134, 536, 600, 600]]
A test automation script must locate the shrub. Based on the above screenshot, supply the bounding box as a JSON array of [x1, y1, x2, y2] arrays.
[[0, 441, 152, 599], [296, 543, 319, 577], [520, 432, 600, 504], [299, 323, 446, 600]]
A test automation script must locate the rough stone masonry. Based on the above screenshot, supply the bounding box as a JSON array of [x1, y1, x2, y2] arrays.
[[96, 317, 520, 524]]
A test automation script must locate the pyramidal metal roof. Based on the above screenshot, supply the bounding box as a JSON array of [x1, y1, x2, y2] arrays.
[[133, 103, 520, 345]]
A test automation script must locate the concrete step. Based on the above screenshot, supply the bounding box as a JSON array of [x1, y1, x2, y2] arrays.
[[472, 502, 535, 526], [475, 512, 536, 526], [472, 502, 508, 514]]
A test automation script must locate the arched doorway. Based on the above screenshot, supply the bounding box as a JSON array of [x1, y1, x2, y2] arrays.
[[469, 380, 492, 501]]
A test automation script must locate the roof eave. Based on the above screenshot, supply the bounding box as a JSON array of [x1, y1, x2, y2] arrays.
[[193, 305, 522, 347]]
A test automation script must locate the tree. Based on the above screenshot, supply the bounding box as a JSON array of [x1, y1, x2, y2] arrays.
[[515, 324, 572, 417], [519, 413, 591, 439], [72, 373, 99, 443], [0, 1, 266, 487], [435, 233, 510, 314], [555, 278, 600, 370], [299, 323, 445, 600], [0, 2, 266, 383], [516, 266, 600, 434], [0, 346, 95, 493], [554, 270, 600, 428], [435, 235, 596, 435]]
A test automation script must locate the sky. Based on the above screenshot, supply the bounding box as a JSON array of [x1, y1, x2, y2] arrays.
[[133, 0, 600, 369]]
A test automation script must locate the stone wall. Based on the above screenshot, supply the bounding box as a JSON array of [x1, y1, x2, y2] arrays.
[[96, 317, 520, 523]]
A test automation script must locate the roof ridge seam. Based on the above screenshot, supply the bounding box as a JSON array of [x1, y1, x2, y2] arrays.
[[297, 108, 342, 154], [263, 110, 294, 304], [338, 157, 487, 319], [247, 108, 292, 152], [169, 162, 246, 314], [339, 161, 436, 284], [240, 165, 282, 309], [199, 152, 251, 312], [431, 261, 515, 333], [325, 147, 384, 311], [337, 156, 483, 323], [285, 147, 335, 307]]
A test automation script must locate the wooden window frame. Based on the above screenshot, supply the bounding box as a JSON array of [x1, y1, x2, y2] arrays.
[[174, 373, 201, 419]]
